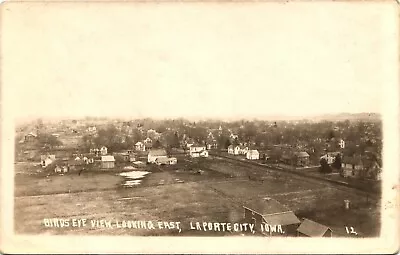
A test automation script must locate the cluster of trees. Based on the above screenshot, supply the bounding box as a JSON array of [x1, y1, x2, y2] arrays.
[[80, 125, 135, 152], [75, 117, 381, 158]]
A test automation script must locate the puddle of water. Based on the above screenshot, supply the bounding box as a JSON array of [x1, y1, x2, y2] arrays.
[[124, 180, 142, 186], [119, 171, 150, 187], [119, 171, 150, 179]]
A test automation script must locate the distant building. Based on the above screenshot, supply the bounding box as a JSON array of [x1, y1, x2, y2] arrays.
[[148, 149, 168, 163], [40, 154, 56, 168], [243, 198, 300, 236], [228, 145, 242, 155], [155, 157, 171, 165], [155, 157, 178, 165], [24, 132, 38, 142], [135, 142, 146, 152], [54, 165, 62, 173], [239, 146, 249, 155], [67, 159, 84, 171], [297, 218, 333, 237], [339, 139, 345, 149], [294, 152, 310, 166], [87, 126, 97, 132], [281, 151, 310, 166], [320, 152, 340, 165], [100, 146, 108, 155], [246, 150, 260, 160], [189, 146, 208, 158], [169, 157, 178, 165], [101, 155, 115, 169], [341, 156, 381, 180]]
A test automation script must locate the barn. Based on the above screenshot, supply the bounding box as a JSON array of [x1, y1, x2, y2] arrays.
[[243, 197, 300, 236], [148, 149, 168, 163]]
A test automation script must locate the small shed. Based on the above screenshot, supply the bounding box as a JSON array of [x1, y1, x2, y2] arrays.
[[54, 165, 62, 173], [296, 218, 333, 237], [101, 155, 115, 169]]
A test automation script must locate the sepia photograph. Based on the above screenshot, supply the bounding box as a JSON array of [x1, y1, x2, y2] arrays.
[[1, 1, 399, 254]]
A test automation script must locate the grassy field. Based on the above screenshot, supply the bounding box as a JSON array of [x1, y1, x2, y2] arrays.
[[14, 156, 380, 237]]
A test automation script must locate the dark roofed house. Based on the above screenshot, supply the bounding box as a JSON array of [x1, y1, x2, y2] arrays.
[[294, 151, 310, 166], [281, 152, 293, 165], [67, 159, 84, 171], [297, 218, 333, 237], [341, 156, 364, 178], [243, 198, 300, 236]]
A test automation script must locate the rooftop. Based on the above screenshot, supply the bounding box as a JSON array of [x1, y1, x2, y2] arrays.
[[262, 211, 300, 226], [148, 149, 167, 156], [244, 197, 291, 216], [297, 218, 331, 237], [101, 155, 115, 162]]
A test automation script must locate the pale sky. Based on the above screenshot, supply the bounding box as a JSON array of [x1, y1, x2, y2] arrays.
[[2, 2, 398, 120]]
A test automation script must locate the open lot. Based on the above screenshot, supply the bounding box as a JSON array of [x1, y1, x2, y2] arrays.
[[14, 156, 380, 237]]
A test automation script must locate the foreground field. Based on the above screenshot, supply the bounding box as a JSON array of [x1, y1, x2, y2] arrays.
[[14, 157, 380, 237]]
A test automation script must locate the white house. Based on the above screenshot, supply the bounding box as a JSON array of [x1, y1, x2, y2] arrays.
[[87, 126, 97, 132], [320, 152, 340, 165], [54, 165, 62, 173], [189, 146, 208, 158], [148, 149, 168, 163], [40, 154, 56, 168], [246, 150, 260, 160], [228, 145, 241, 155], [135, 141, 146, 151], [100, 146, 108, 155]]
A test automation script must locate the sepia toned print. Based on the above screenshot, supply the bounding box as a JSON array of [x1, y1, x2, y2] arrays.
[[1, 1, 399, 254]]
